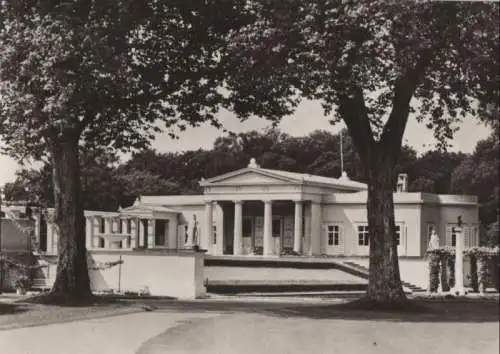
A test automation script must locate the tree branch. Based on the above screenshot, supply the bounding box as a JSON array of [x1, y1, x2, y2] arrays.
[[379, 50, 434, 155], [337, 86, 375, 164]]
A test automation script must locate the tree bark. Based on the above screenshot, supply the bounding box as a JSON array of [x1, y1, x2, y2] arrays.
[[50, 131, 92, 302], [365, 149, 406, 303]]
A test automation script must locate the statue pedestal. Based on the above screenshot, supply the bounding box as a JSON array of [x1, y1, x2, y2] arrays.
[[452, 226, 465, 296]]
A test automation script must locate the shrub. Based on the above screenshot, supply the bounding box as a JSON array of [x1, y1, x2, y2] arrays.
[[280, 247, 300, 256], [477, 257, 488, 294], [253, 246, 263, 255], [428, 253, 440, 293], [14, 275, 32, 290], [469, 255, 479, 292], [440, 255, 450, 292], [447, 255, 455, 289]]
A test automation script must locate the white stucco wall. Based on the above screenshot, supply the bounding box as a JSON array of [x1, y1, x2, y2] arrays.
[[320, 202, 422, 257], [40, 251, 206, 299]]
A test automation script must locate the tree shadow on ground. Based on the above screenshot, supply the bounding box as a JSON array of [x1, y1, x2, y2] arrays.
[[139, 297, 500, 324], [21, 293, 125, 307], [0, 302, 28, 315], [260, 298, 500, 323]]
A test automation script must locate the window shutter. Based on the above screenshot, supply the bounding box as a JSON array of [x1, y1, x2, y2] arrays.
[[464, 226, 470, 248], [339, 224, 344, 250]]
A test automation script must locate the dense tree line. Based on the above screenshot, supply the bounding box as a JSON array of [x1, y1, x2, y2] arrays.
[[4, 128, 497, 244]]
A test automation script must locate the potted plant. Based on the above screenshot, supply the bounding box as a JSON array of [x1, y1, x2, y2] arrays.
[[14, 275, 31, 295]]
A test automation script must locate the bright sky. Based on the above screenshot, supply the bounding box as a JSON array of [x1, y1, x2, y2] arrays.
[[0, 100, 491, 187]]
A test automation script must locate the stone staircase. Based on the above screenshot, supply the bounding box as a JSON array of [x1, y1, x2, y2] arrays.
[[205, 256, 369, 295], [342, 261, 427, 293]]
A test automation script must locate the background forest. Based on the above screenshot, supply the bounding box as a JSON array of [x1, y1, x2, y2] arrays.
[[3, 128, 498, 246]]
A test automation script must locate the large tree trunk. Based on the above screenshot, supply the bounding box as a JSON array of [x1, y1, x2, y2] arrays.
[[50, 131, 92, 302], [366, 149, 406, 303]]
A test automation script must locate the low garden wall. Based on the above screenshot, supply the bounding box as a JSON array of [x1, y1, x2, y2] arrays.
[[37, 249, 206, 299]]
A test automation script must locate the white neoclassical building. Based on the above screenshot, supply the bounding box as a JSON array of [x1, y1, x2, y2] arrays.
[[38, 158, 479, 258]]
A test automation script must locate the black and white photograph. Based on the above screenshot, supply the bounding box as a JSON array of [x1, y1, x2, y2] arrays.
[[0, 1, 498, 353]]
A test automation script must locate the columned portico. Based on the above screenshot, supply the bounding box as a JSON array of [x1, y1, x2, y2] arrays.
[[293, 200, 303, 253], [233, 201, 243, 255], [263, 200, 273, 256]]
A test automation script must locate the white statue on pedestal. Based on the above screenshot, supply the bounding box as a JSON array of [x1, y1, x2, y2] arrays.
[[184, 214, 199, 248], [428, 228, 440, 250]]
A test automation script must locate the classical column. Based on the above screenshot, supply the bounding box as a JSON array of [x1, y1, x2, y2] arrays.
[[310, 202, 322, 255], [103, 217, 111, 248], [263, 200, 273, 256], [93, 217, 101, 248], [121, 219, 128, 248], [147, 219, 155, 248], [204, 201, 214, 253], [293, 200, 303, 254], [33, 214, 40, 249], [111, 218, 118, 233], [46, 222, 54, 254], [85, 216, 93, 250], [233, 201, 243, 255], [130, 218, 138, 249], [453, 222, 465, 295], [214, 203, 224, 255], [138, 219, 145, 247], [53, 227, 59, 254]]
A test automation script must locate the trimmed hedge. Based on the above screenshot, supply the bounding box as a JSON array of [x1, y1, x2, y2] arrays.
[[428, 253, 440, 292]]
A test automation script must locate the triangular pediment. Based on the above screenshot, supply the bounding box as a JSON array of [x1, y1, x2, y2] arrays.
[[200, 168, 299, 186]]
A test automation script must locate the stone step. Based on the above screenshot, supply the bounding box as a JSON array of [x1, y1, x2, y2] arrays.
[[206, 282, 367, 294]]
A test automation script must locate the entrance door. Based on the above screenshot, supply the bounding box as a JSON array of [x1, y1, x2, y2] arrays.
[[254, 216, 264, 253], [242, 216, 253, 255], [272, 216, 282, 255]]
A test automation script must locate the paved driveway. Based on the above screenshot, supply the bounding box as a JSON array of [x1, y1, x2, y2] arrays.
[[0, 299, 498, 354], [137, 312, 499, 354], [0, 311, 219, 354]]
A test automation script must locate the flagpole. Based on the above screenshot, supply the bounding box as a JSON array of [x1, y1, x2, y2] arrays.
[[340, 130, 344, 175]]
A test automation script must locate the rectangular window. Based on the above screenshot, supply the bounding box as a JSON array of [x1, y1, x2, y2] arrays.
[[472, 226, 478, 247], [395, 225, 401, 246], [327, 225, 340, 246], [118, 219, 123, 234], [451, 227, 457, 247], [127, 219, 132, 234], [213, 225, 217, 244], [358, 225, 369, 246]]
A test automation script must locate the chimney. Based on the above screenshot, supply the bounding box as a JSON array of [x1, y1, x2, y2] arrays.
[[396, 173, 408, 192]]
